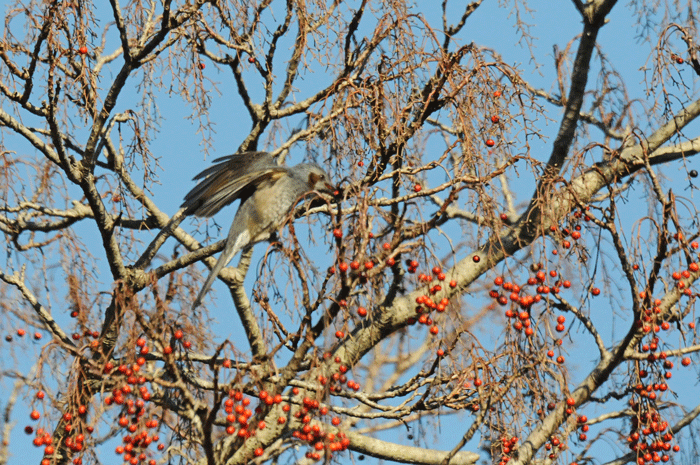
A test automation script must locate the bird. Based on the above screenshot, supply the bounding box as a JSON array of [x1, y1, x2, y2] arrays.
[[181, 151, 335, 309]]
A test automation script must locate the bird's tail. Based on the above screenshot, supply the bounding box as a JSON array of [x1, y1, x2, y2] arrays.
[[192, 227, 250, 309]]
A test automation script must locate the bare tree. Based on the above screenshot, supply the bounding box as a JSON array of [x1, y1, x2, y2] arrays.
[[1, 1, 700, 465]]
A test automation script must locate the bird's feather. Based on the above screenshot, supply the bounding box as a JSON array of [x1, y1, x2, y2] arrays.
[[181, 152, 286, 217], [184, 153, 334, 309], [191, 224, 252, 309]]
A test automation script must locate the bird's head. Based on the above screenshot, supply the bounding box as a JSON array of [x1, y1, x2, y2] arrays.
[[295, 163, 335, 194]]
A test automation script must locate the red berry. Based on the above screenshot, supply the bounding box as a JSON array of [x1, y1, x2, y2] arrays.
[[335, 331, 345, 338], [78, 46, 88, 55], [30, 410, 41, 420], [485, 139, 495, 147], [414, 184, 422, 192], [333, 229, 342, 238], [357, 307, 367, 317], [491, 115, 500, 123], [591, 287, 601, 296], [17, 328, 26, 337]]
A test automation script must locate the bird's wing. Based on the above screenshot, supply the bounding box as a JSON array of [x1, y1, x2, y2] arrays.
[[182, 152, 286, 217], [193, 151, 275, 181]]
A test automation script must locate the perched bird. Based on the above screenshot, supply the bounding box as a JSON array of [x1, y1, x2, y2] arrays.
[[182, 151, 334, 309]]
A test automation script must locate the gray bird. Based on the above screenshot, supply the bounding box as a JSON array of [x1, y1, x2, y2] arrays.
[[182, 151, 334, 309]]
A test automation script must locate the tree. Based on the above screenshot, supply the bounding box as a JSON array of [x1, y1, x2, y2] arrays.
[[1, 0, 700, 464]]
